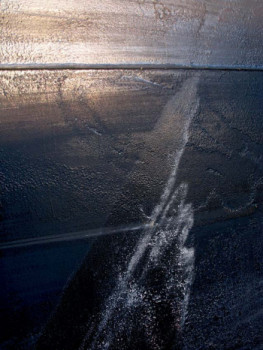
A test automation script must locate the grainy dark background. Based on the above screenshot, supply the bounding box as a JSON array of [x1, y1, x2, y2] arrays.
[[0, 1, 262, 349]]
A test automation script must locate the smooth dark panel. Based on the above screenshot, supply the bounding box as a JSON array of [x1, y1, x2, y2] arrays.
[[0, 241, 90, 349], [0, 0, 262, 67]]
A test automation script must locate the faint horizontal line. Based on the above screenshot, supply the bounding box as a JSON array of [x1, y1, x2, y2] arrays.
[[0, 223, 148, 250], [0, 63, 263, 71]]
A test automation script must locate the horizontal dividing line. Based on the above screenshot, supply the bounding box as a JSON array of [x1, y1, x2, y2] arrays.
[[0, 63, 263, 71], [0, 223, 149, 250]]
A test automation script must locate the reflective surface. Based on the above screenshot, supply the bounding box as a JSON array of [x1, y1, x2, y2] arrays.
[[1, 0, 263, 66]]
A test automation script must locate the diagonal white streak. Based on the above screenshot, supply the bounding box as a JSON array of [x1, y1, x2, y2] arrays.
[[80, 76, 200, 350]]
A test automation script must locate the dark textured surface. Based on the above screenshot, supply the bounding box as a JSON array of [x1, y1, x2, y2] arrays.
[[3, 71, 257, 350], [0, 70, 196, 349], [0, 70, 190, 244], [0, 71, 262, 349], [1, 1, 263, 348]]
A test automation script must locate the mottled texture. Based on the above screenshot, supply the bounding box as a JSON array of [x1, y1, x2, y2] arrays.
[[0, 70, 190, 244], [8, 71, 258, 350], [1, 3, 263, 345], [0, 0, 262, 66]]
